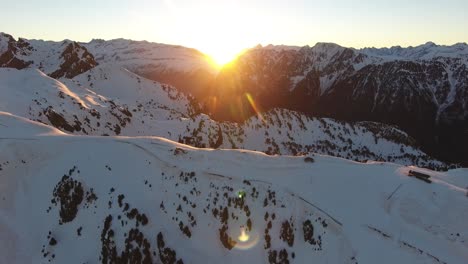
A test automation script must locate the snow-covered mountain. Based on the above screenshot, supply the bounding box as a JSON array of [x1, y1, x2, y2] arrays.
[[0, 33, 217, 97], [0, 113, 467, 263], [0, 32, 464, 169], [0, 33, 97, 78], [360, 42, 468, 61], [211, 42, 468, 117], [0, 32, 467, 264], [209, 42, 468, 166], [83, 37, 217, 98], [0, 67, 450, 170]]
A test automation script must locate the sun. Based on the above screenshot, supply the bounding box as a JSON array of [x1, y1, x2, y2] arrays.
[[205, 47, 244, 67], [196, 38, 247, 68], [157, 1, 256, 67]]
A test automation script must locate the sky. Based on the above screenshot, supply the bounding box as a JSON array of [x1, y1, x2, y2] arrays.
[[2, 0, 468, 64]]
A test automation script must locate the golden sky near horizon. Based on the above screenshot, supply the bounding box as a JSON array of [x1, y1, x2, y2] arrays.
[[2, 0, 468, 65]]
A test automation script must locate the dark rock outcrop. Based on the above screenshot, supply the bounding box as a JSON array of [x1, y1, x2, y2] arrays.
[[208, 45, 468, 165], [0, 33, 32, 69], [49, 42, 98, 79], [0, 33, 97, 78]]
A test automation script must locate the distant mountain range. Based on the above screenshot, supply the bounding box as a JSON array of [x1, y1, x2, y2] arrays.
[[207, 42, 468, 166], [1, 33, 467, 264], [0, 32, 466, 168]]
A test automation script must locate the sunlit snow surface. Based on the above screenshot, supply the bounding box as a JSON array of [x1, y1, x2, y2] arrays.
[[0, 113, 467, 263], [0, 67, 449, 170]]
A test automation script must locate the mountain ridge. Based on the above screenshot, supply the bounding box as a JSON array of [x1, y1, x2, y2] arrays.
[[1, 32, 466, 167], [0, 66, 452, 170], [208, 41, 468, 166]]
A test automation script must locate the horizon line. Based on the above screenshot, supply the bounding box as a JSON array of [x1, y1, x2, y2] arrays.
[[2, 31, 467, 54]]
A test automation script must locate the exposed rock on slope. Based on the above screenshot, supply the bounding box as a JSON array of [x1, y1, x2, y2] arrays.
[[0, 113, 466, 264], [0, 32, 464, 167], [0, 33, 98, 79], [0, 33, 33, 69], [209, 43, 468, 165], [83, 38, 217, 98], [49, 42, 98, 78], [0, 67, 452, 170]]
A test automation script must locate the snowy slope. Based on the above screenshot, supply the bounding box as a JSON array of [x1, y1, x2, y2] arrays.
[[211, 42, 468, 166], [84, 38, 217, 75], [0, 32, 217, 76], [0, 32, 461, 168], [180, 109, 450, 170], [0, 111, 65, 137], [0, 113, 466, 264], [0, 67, 198, 136], [83, 38, 218, 97], [0, 33, 217, 98], [360, 42, 468, 61], [0, 67, 450, 169], [0, 33, 97, 78]]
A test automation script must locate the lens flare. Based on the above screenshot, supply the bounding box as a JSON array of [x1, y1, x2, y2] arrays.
[[233, 227, 260, 250], [237, 189, 246, 199], [238, 227, 249, 242], [245, 93, 264, 122]]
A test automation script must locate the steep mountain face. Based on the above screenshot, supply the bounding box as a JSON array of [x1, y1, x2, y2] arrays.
[[0, 113, 467, 264], [83, 38, 217, 97], [0, 33, 98, 78], [317, 58, 468, 160], [0, 33, 33, 69], [49, 42, 98, 79], [0, 33, 218, 97], [0, 67, 451, 170], [209, 43, 468, 165], [206, 43, 371, 120], [0, 32, 464, 168]]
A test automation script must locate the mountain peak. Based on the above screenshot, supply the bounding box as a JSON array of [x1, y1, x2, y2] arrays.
[[262, 44, 302, 51], [311, 42, 346, 54], [313, 42, 343, 48], [421, 41, 437, 47]]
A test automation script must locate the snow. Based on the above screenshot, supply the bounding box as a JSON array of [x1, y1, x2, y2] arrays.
[[261, 44, 303, 51], [319, 74, 339, 95], [360, 42, 468, 61], [0, 67, 449, 169], [312, 42, 345, 55], [237, 42, 468, 119], [0, 33, 467, 263], [0, 33, 218, 83], [0, 114, 466, 263], [83, 38, 218, 75], [0, 68, 88, 115], [0, 111, 65, 136], [0, 33, 10, 54], [13, 39, 68, 74], [289, 75, 305, 90]]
